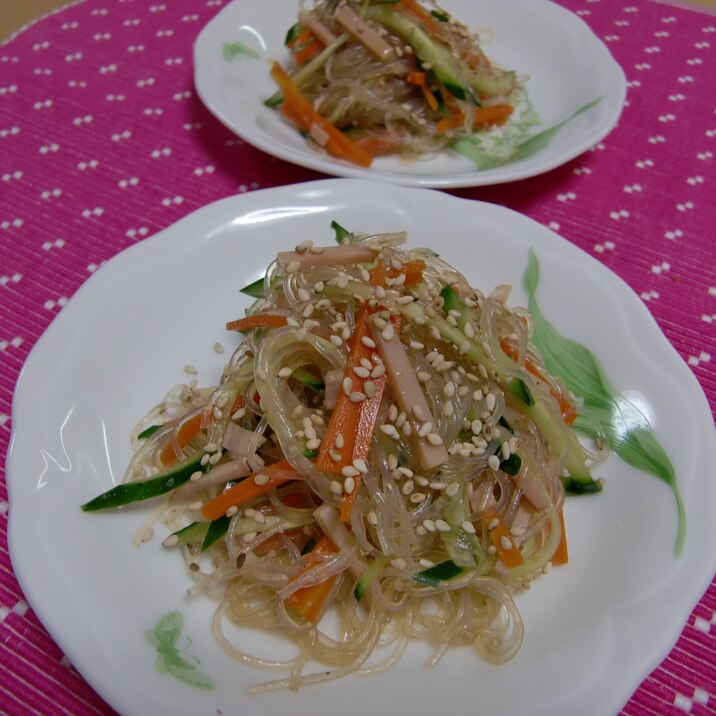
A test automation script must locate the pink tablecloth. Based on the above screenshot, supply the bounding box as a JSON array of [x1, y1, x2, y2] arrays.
[[1, 0, 715, 713]]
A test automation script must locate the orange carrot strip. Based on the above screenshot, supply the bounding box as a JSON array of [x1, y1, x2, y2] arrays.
[[159, 412, 206, 466], [435, 112, 466, 133], [286, 27, 313, 49], [552, 510, 569, 564], [294, 38, 323, 64], [270, 62, 373, 168], [405, 71, 426, 85], [201, 459, 299, 521], [284, 536, 338, 623], [225, 314, 288, 331], [472, 103, 514, 127], [420, 82, 439, 111], [484, 511, 525, 568], [385, 259, 426, 286]]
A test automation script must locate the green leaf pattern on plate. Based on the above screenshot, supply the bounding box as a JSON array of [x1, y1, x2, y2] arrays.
[[223, 41, 260, 61], [523, 250, 686, 555], [452, 96, 603, 170], [145, 611, 215, 690]]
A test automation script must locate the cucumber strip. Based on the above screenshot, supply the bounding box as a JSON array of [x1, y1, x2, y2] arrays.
[[293, 367, 325, 392], [81, 453, 208, 511], [137, 424, 163, 440], [413, 559, 466, 586], [170, 521, 210, 545], [201, 515, 231, 551], [354, 554, 389, 601], [240, 277, 265, 299]]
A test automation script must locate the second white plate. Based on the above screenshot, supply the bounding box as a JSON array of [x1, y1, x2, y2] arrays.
[[193, 0, 626, 187]]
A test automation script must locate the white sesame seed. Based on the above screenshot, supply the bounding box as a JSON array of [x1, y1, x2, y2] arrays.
[[370, 364, 386, 378], [502, 441, 511, 459], [401, 479, 414, 495], [462, 521, 476, 534], [344, 476, 356, 494], [486, 393, 497, 412], [417, 371, 431, 382], [232, 407, 246, 420], [388, 454, 399, 470], [412, 404, 426, 421], [488, 545, 497, 555], [306, 438, 321, 450], [254, 473, 270, 485], [342, 377, 353, 396], [361, 336, 376, 348], [442, 401, 454, 417], [353, 366, 370, 379], [458, 341, 470, 355], [184, 364, 198, 375], [410, 492, 427, 504], [429, 480, 447, 490], [364, 380, 375, 398], [349, 391, 366, 403], [391, 558, 407, 570], [254, 511, 266, 524], [278, 366, 292, 378], [473, 389, 484, 402], [488, 518, 500, 531], [488, 455, 501, 471], [501, 535, 513, 551], [422, 519, 436, 532], [367, 511, 378, 525], [418, 422, 433, 438], [471, 419, 483, 435], [426, 432, 443, 446], [209, 452, 222, 465], [435, 519, 451, 532], [226, 505, 239, 517], [330, 480, 343, 494], [402, 421, 413, 436], [353, 458, 368, 474], [341, 465, 360, 478], [445, 482, 460, 497], [286, 260, 300, 274], [200, 454, 210, 466], [381, 324, 395, 341], [510, 526, 526, 537]]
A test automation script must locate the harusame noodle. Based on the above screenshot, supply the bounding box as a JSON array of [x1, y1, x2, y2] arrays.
[[82, 225, 603, 693]]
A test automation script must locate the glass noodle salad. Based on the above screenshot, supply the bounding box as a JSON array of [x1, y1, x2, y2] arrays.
[[266, 0, 521, 167], [82, 223, 604, 693]]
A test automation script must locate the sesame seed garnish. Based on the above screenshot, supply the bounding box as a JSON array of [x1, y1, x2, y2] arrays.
[[361, 336, 376, 348], [388, 454, 399, 470], [254, 473, 270, 485], [429, 480, 447, 490], [415, 526, 427, 536], [278, 366, 292, 378], [422, 519, 436, 532], [502, 442, 511, 459], [184, 364, 198, 375], [458, 341, 470, 355], [342, 377, 353, 395], [487, 545, 497, 555], [442, 401, 454, 417], [200, 454, 210, 466], [329, 449, 342, 461], [488, 518, 500, 531], [190, 470, 203, 482], [418, 559, 434, 568], [402, 421, 413, 436], [364, 380, 375, 398], [486, 392, 497, 412], [330, 335, 343, 346], [367, 511, 378, 526], [286, 260, 300, 274], [341, 465, 360, 478], [488, 455, 501, 471], [226, 505, 239, 517], [426, 432, 443, 446], [344, 477, 356, 494], [353, 458, 368, 474], [381, 324, 395, 341], [462, 521, 476, 534], [209, 452, 222, 465], [445, 482, 460, 497], [410, 493, 427, 504], [370, 364, 386, 378], [334, 433, 345, 449], [350, 391, 366, 403], [314, 281, 325, 292], [391, 558, 407, 570], [417, 371, 431, 382], [435, 519, 451, 532], [510, 526, 525, 537], [330, 480, 343, 494], [306, 438, 321, 450], [401, 479, 415, 495], [500, 535, 513, 551], [412, 404, 426, 421], [418, 422, 433, 438], [353, 366, 370, 379]]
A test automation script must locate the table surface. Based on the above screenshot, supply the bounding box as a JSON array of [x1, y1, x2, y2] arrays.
[[1, 0, 715, 715]]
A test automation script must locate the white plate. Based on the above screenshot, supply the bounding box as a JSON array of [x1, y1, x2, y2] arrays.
[[193, 0, 626, 188], [8, 179, 716, 716]]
